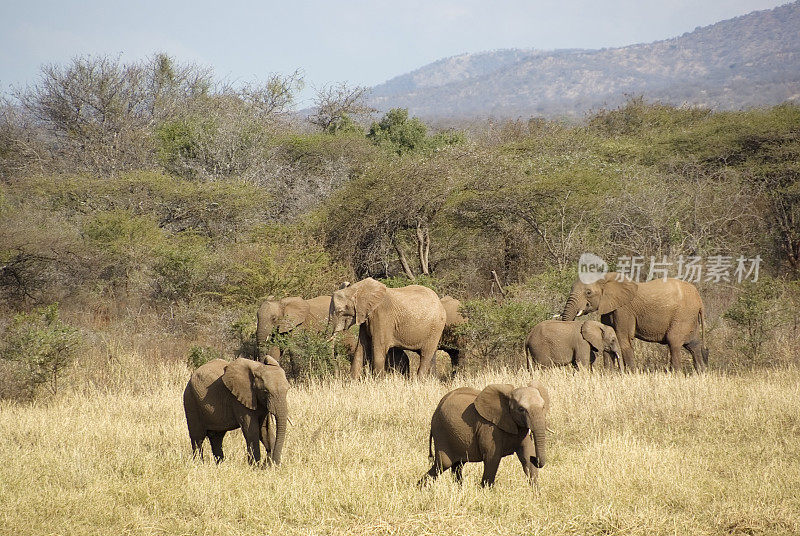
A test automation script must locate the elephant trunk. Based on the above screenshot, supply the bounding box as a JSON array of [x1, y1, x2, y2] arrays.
[[561, 293, 582, 322], [270, 396, 288, 466], [255, 320, 273, 362], [528, 413, 547, 469]]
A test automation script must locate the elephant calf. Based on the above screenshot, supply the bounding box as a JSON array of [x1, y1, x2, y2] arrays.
[[525, 319, 621, 372], [421, 380, 549, 487], [183, 357, 289, 466]]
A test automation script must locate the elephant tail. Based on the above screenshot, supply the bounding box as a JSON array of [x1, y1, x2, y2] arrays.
[[699, 306, 709, 364], [428, 430, 433, 460]]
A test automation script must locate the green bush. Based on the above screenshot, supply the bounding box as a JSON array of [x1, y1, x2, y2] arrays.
[[274, 328, 348, 380], [1, 304, 82, 397], [229, 311, 258, 360], [456, 298, 549, 371], [723, 277, 786, 360], [186, 346, 222, 369]]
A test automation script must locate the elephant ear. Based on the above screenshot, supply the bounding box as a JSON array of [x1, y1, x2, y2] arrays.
[[263, 355, 281, 367], [222, 358, 258, 410], [527, 379, 550, 414], [278, 297, 309, 333], [598, 276, 637, 315], [581, 321, 606, 353], [353, 278, 388, 325], [474, 384, 518, 434]]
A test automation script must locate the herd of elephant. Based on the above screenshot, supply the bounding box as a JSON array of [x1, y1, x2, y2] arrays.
[[182, 272, 709, 486]]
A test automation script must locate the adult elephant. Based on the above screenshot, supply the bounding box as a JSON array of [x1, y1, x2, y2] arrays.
[[560, 272, 708, 372], [255, 295, 332, 361], [183, 357, 289, 466], [329, 278, 446, 378], [525, 319, 621, 372]]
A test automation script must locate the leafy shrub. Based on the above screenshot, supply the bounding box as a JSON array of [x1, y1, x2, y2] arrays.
[[229, 311, 258, 360], [273, 328, 348, 380], [219, 223, 351, 304], [456, 298, 549, 371], [1, 304, 82, 397], [152, 235, 210, 302], [723, 277, 786, 360], [186, 346, 222, 369]]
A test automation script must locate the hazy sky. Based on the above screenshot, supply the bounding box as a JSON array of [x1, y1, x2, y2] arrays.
[[0, 0, 790, 106]]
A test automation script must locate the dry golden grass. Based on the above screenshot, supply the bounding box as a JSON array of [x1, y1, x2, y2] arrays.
[[1, 350, 799, 536]]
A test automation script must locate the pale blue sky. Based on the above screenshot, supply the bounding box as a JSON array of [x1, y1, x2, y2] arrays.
[[0, 0, 790, 106]]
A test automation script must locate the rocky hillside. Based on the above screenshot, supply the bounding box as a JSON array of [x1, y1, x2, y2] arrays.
[[370, 1, 800, 119]]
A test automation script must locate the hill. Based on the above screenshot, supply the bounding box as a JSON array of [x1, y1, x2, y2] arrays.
[[369, 1, 800, 119]]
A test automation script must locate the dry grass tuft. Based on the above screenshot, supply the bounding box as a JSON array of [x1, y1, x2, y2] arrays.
[[1, 354, 799, 535]]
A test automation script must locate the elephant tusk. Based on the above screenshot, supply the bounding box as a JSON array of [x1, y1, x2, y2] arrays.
[[325, 334, 336, 343], [576, 309, 585, 317]]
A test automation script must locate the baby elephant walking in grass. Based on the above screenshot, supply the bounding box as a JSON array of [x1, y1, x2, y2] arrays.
[[525, 320, 621, 372], [183, 357, 289, 466], [420, 380, 549, 487]]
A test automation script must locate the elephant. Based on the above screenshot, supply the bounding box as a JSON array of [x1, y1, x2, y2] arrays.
[[421, 380, 550, 487], [438, 295, 468, 373], [386, 295, 467, 378], [328, 278, 446, 378], [525, 319, 621, 372], [561, 272, 708, 372], [255, 295, 332, 361], [183, 357, 289, 466]]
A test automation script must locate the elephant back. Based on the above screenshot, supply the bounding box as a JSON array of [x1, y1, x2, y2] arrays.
[[388, 285, 447, 327]]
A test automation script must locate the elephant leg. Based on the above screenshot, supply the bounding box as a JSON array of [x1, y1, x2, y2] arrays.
[[449, 348, 461, 378], [451, 461, 465, 484], [419, 450, 450, 487], [190, 437, 205, 461], [350, 327, 368, 379], [417, 343, 439, 378], [667, 338, 684, 372], [240, 416, 262, 466], [575, 345, 591, 370], [618, 337, 635, 371], [207, 431, 226, 464], [684, 339, 707, 372], [480, 456, 502, 487], [398, 351, 411, 376], [371, 341, 388, 377]]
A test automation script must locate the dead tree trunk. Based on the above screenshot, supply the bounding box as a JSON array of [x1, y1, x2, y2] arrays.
[[416, 222, 430, 275], [393, 237, 416, 280]]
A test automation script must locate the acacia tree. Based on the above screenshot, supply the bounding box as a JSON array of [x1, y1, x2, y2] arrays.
[[13, 54, 214, 174], [308, 83, 373, 134], [320, 149, 468, 278]]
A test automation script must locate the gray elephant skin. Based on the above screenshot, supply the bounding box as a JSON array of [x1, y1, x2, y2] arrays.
[[421, 380, 549, 487], [387, 295, 468, 377], [255, 295, 332, 361], [525, 319, 621, 372], [183, 357, 289, 466], [561, 272, 708, 372], [328, 278, 446, 378]]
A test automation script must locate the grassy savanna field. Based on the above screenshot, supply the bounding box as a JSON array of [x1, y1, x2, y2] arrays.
[[1, 350, 799, 536]]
